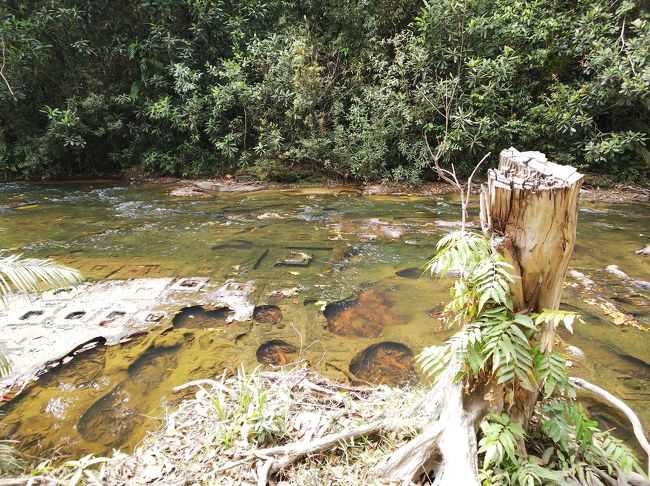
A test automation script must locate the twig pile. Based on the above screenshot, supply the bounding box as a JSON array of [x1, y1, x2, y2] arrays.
[[43, 367, 426, 485]]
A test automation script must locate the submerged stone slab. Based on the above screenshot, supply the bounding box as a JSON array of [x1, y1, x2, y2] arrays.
[[0, 277, 256, 393]]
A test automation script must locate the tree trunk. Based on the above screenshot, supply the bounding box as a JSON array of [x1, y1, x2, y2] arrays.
[[377, 148, 583, 484]]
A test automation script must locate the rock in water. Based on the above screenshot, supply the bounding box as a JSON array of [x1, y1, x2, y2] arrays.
[[192, 181, 217, 191], [323, 289, 396, 338], [256, 340, 297, 366], [632, 280, 650, 291], [635, 244, 650, 256], [192, 181, 268, 193], [605, 265, 630, 280], [275, 251, 313, 267], [253, 305, 283, 324], [565, 345, 586, 361], [605, 265, 649, 290], [567, 269, 595, 287], [349, 342, 416, 387]]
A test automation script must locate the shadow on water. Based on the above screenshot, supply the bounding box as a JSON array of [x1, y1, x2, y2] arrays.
[[211, 240, 253, 251], [395, 267, 423, 279]]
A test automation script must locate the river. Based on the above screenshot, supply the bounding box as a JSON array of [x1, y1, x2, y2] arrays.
[[1, 181, 648, 464]]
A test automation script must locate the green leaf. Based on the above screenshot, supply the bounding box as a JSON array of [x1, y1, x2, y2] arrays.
[[0, 254, 85, 307]]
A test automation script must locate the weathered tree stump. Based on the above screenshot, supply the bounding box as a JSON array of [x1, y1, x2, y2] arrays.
[[482, 148, 583, 430], [375, 148, 584, 485]]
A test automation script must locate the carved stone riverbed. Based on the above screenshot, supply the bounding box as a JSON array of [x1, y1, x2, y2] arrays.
[[0, 181, 648, 464]]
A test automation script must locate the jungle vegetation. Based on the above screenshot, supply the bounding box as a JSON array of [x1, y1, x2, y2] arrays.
[[1, 0, 649, 181]]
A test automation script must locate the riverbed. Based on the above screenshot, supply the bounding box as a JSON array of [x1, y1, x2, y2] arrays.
[[1, 181, 648, 464]]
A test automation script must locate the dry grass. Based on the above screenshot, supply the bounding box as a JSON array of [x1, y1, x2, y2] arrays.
[[37, 365, 427, 485]]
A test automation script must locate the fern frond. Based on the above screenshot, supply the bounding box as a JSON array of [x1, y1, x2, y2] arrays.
[[417, 344, 453, 379], [475, 313, 536, 389], [594, 433, 643, 475], [479, 413, 526, 467], [539, 401, 643, 477], [472, 258, 515, 312], [534, 349, 571, 396], [427, 230, 491, 278], [509, 460, 564, 485]]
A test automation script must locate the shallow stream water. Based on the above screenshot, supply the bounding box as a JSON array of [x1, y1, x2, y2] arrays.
[[0, 181, 649, 464]]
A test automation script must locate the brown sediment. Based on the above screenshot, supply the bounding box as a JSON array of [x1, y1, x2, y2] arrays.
[[349, 342, 416, 387], [256, 340, 298, 366], [253, 305, 283, 325], [324, 289, 396, 338]]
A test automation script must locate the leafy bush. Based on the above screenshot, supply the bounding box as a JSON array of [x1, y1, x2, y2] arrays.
[[419, 230, 644, 485], [0, 0, 648, 180]]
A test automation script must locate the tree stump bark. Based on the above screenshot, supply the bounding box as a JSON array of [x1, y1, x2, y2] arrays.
[[377, 148, 583, 484], [481, 147, 583, 429], [481, 147, 583, 316]]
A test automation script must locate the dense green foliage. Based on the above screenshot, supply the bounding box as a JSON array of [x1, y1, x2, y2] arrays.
[[1, 0, 648, 180], [418, 231, 643, 485]]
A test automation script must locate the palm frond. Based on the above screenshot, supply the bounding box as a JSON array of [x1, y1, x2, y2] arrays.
[[0, 350, 11, 377], [0, 254, 85, 306], [0, 440, 22, 474]]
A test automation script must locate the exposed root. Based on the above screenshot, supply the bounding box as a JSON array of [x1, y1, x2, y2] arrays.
[[374, 366, 487, 486], [570, 376, 650, 476]]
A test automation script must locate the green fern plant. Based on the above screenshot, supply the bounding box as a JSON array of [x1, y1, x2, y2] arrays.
[[478, 404, 643, 485], [420, 230, 644, 484], [479, 413, 526, 466]]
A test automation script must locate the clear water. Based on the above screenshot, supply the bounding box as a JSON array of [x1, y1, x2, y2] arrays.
[[0, 181, 648, 464]]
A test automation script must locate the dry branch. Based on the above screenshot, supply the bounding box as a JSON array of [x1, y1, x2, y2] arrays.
[[570, 376, 650, 476], [253, 419, 393, 475]]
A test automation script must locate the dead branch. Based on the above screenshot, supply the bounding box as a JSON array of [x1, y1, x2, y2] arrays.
[[0, 478, 30, 486], [257, 458, 273, 486], [0, 40, 15, 98], [250, 419, 395, 475], [171, 379, 231, 394]]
